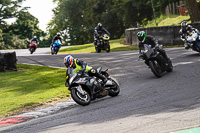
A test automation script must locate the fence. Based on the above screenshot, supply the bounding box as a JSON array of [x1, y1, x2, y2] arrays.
[[125, 23, 200, 46], [165, 0, 186, 16]]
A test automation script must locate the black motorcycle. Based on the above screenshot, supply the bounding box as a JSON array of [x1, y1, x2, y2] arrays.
[[66, 67, 120, 106], [95, 33, 110, 53], [139, 44, 173, 78]]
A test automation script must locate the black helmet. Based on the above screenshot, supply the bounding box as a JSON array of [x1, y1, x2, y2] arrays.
[[97, 23, 102, 29], [181, 21, 188, 30], [137, 31, 146, 42]]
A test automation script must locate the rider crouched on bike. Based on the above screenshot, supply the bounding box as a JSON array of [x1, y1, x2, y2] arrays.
[[137, 31, 171, 63], [51, 33, 62, 48], [30, 36, 39, 45], [179, 21, 199, 49], [29, 36, 39, 51], [94, 23, 110, 46], [64, 55, 111, 87]]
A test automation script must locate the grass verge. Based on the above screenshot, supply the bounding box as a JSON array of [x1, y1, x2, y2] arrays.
[[59, 39, 183, 54], [59, 39, 139, 54], [0, 64, 69, 119], [145, 15, 191, 27]]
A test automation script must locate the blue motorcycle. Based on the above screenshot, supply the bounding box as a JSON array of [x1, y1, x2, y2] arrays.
[[51, 40, 62, 55], [185, 31, 200, 52]]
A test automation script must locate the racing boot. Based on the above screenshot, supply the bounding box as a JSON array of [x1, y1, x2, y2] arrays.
[[184, 43, 189, 49], [99, 89, 109, 96], [93, 41, 97, 47], [160, 49, 171, 63]]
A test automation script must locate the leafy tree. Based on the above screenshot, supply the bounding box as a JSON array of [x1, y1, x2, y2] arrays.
[[0, 1, 46, 49], [185, 0, 200, 23], [2, 32, 28, 49], [48, 0, 172, 45], [8, 11, 42, 40], [0, 0, 25, 29], [0, 29, 4, 49]]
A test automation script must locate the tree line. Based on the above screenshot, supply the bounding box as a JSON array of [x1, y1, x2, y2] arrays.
[[0, 0, 200, 49], [47, 0, 200, 46], [0, 0, 45, 49]]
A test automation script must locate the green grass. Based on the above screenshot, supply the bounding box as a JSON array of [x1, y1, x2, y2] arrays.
[[145, 15, 191, 27], [0, 64, 69, 119], [59, 39, 139, 54], [59, 38, 184, 54]]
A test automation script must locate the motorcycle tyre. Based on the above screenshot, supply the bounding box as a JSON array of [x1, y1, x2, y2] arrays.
[[30, 47, 34, 54], [149, 60, 162, 78], [95, 47, 101, 53], [71, 87, 91, 106], [166, 61, 173, 72], [108, 78, 120, 97], [51, 47, 54, 55], [106, 45, 110, 53]]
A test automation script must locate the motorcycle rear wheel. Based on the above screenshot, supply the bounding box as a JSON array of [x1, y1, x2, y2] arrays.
[[149, 60, 162, 78], [71, 87, 91, 106]]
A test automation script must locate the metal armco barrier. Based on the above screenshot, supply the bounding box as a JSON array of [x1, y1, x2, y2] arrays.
[[0, 52, 17, 72], [125, 23, 200, 46]]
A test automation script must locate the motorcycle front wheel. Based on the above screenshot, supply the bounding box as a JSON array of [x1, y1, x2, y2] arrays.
[[149, 60, 162, 78], [106, 45, 110, 53], [51, 47, 54, 55], [105, 42, 110, 53], [95, 47, 101, 53], [166, 61, 173, 72], [30, 47, 34, 54], [71, 87, 91, 106], [108, 78, 120, 97]]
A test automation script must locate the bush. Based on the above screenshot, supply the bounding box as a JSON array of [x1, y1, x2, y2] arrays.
[[2, 33, 29, 49]]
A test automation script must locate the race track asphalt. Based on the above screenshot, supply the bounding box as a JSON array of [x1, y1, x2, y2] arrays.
[[0, 47, 200, 133]]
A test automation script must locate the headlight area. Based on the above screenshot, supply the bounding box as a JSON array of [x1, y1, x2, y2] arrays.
[[69, 74, 76, 84]]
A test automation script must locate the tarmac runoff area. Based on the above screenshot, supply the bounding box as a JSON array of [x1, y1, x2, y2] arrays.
[[0, 98, 200, 133], [0, 98, 76, 128]]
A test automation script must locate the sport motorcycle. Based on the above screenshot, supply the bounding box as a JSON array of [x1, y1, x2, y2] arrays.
[[185, 31, 200, 52], [66, 67, 120, 106], [29, 41, 37, 54], [95, 33, 110, 53], [139, 44, 173, 78]]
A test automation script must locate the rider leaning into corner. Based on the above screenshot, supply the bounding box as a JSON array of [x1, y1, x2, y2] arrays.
[[137, 31, 171, 63], [94, 23, 110, 46], [179, 21, 200, 49], [64, 55, 112, 89], [51, 33, 62, 48], [30, 36, 39, 44]]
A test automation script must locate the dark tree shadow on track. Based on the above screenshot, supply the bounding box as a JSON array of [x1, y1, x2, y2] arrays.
[[185, 53, 200, 57]]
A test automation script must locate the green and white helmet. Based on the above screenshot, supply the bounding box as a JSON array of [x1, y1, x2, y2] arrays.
[[137, 31, 146, 43]]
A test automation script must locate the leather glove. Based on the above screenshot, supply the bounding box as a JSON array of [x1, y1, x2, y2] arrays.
[[78, 69, 85, 75], [139, 54, 144, 59]]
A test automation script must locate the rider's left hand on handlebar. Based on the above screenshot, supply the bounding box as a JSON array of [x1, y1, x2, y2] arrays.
[[78, 69, 85, 74]]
